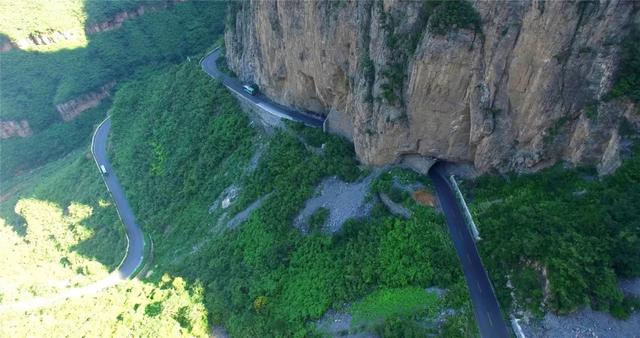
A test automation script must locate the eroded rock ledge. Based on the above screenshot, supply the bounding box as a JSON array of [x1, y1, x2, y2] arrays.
[[56, 82, 116, 121]]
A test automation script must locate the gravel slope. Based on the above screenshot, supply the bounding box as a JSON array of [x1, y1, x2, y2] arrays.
[[294, 171, 379, 233]]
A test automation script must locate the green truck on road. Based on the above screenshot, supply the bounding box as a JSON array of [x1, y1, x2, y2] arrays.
[[243, 84, 258, 95]]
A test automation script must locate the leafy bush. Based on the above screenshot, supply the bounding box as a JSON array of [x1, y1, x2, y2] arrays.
[[386, 186, 407, 204], [584, 103, 598, 119], [361, 52, 375, 85], [427, 0, 481, 35], [360, 51, 376, 102], [544, 115, 570, 145], [380, 63, 406, 105]]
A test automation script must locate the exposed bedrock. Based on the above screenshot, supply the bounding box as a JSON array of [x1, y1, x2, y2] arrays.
[[225, 0, 639, 174]]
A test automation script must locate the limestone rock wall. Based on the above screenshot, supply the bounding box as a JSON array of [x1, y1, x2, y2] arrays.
[[56, 82, 115, 121], [225, 0, 639, 174]]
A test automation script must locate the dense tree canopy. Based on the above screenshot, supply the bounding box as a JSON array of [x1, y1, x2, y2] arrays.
[[467, 151, 640, 318], [107, 62, 478, 337]]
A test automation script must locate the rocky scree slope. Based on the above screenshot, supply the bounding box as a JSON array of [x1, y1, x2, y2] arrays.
[[225, 0, 639, 174]]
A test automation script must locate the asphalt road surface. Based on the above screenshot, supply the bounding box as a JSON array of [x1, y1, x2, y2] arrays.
[[429, 162, 510, 338], [92, 117, 145, 278], [201, 48, 324, 128]]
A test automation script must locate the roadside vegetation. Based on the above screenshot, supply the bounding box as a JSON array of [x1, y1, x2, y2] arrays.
[[0, 0, 225, 180], [464, 149, 640, 319], [0, 149, 125, 303], [1, 101, 111, 182], [102, 61, 479, 336]]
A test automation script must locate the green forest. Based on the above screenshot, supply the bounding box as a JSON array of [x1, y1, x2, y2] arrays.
[[0, 0, 225, 180], [0, 149, 125, 303], [1, 1, 639, 337], [1, 56, 480, 337], [464, 150, 640, 319], [107, 62, 478, 337]]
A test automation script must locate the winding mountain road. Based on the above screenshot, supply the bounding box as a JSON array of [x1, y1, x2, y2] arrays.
[[201, 48, 325, 128], [430, 162, 510, 337], [0, 117, 144, 313], [3, 49, 509, 337], [91, 117, 145, 278], [205, 50, 510, 337]]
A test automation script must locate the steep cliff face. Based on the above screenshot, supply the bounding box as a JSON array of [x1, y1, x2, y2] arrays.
[[56, 82, 115, 121], [225, 0, 639, 174]]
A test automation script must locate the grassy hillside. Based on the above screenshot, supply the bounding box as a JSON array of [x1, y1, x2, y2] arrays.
[[84, 0, 148, 26], [0, 0, 225, 180], [464, 150, 640, 318], [1, 100, 110, 180], [0, 149, 125, 302], [101, 61, 479, 336], [0, 0, 151, 47], [0, 276, 208, 337], [0, 0, 85, 46]]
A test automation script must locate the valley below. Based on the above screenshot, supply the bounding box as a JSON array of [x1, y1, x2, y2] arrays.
[[1, 1, 639, 337]]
